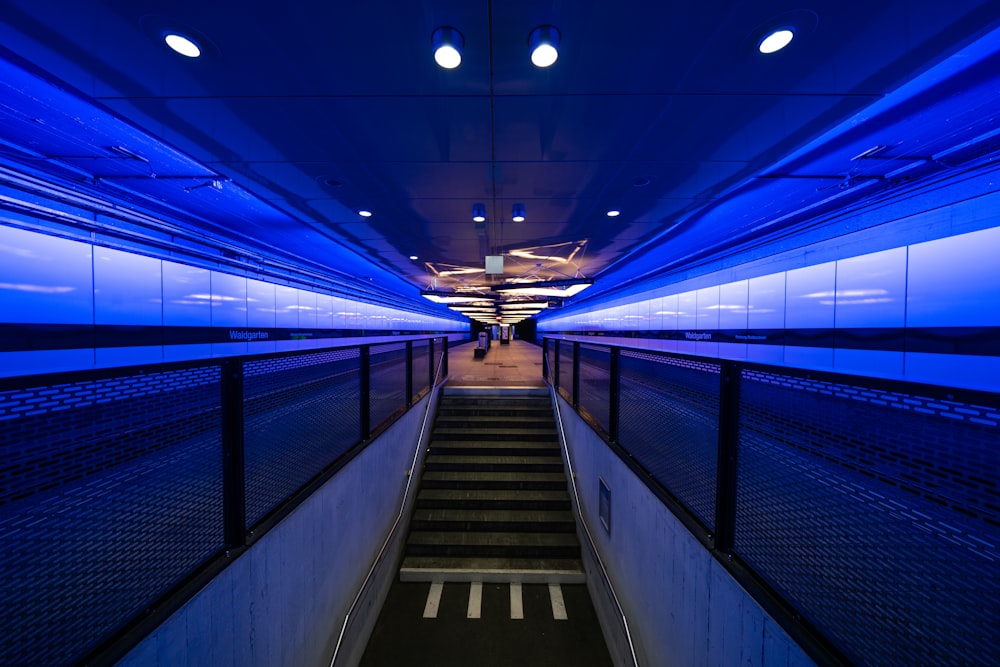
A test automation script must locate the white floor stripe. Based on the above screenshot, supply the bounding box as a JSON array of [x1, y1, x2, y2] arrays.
[[510, 582, 524, 620], [467, 582, 483, 619], [423, 581, 443, 619], [548, 583, 568, 620]]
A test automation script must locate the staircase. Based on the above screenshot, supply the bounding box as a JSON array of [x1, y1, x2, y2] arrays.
[[400, 387, 585, 583]]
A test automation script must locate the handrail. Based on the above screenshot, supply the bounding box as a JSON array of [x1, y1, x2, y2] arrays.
[[549, 382, 641, 667], [328, 340, 446, 666]]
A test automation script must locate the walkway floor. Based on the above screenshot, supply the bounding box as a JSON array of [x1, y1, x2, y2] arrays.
[[446, 339, 546, 388]]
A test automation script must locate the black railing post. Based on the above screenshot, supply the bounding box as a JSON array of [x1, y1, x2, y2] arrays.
[[542, 337, 549, 381], [442, 337, 449, 381], [221, 359, 246, 549], [572, 341, 581, 409], [714, 360, 741, 552], [405, 341, 414, 406], [609, 346, 621, 444], [428, 337, 435, 389], [360, 345, 371, 441]]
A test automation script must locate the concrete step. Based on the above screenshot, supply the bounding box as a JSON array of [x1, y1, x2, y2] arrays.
[[405, 531, 581, 559], [410, 508, 576, 533], [431, 427, 558, 442], [416, 488, 571, 511], [420, 470, 568, 491], [427, 441, 561, 456], [433, 415, 556, 430], [399, 556, 585, 584], [436, 406, 555, 419], [423, 454, 564, 473]]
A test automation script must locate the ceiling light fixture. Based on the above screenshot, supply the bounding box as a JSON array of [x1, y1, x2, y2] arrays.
[[528, 25, 560, 68], [164, 33, 202, 58], [493, 278, 593, 298], [606, 209, 621, 217], [358, 209, 373, 217], [472, 203, 487, 222], [512, 203, 526, 222], [432, 26, 464, 69], [409, 255, 419, 261], [758, 28, 794, 54], [421, 290, 494, 304]]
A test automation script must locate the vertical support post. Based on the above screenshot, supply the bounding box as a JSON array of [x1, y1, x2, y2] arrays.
[[221, 359, 246, 549], [609, 346, 621, 444], [405, 341, 414, 406], [542, 338, 549, 381], [572, 341, 581, 409], [442, 337, 449, 381], [360, 345, 371, 441], [428, 337, 435, 390], [714, 360, 741, 552]]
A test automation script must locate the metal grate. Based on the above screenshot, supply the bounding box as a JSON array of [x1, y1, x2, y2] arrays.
[[369, 342, 407, 433], [618, 350, 720, 529], [578, 344, 611, 434], [736, 369, 1000, 666], [558, 340, 575, 402], [412, 339, 430, 400], [243, 348, 361, 528], [0, 366, 224, 666]]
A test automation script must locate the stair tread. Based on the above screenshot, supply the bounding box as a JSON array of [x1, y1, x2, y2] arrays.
[[413, 508, 575, 523], [417, 489, 570, 502], [429, 440, 559, 450], [432, 427, 557, 436], [425, 454, 563, 466], [400, 556, 584, 572], [407, 531, 579, 547], [421, 471, 567, 482], [436, 415, 554, 423]]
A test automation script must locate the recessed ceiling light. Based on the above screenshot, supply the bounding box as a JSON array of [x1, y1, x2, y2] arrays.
[[409, 255, 419, 261], [358, 209, 373, 217], [758, 28, 794, 54], [164, 33, 202, 58], [512, 203, 526, 222], [606, 209, 621, 217]]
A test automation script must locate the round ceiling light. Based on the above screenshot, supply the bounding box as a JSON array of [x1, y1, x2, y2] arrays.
[[606, 209, 621, 217], [164, 33, 202, 58], [432, 26, 464, 69], [528, 25, 560, 68], [358, 209, 373, 218], [758, 28, 794, 54]]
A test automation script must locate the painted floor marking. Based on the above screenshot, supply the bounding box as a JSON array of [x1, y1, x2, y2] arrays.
[[510, 582, 524, 620], [549, 583, 568, 620], [422, 581, 443, 619], [467, 581, 483, 619]]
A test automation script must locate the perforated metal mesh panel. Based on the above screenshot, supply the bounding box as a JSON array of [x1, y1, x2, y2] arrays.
[[558, 340, 575, 402], [244, 348, 361, 527], [736, 369, 1000, 666], [618, 351, 720, 529], [412, 339, 430, 400], [578, 344, 611, 433], [369, 342, 407, 432], [544, 340, 555, 384], [0, 366, 224, 666]]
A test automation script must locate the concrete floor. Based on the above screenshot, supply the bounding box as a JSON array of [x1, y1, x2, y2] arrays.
[[446, 339, 546, 388]]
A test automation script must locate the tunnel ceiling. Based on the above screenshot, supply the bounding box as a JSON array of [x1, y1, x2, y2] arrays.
[[1, 1, 1000, 311]]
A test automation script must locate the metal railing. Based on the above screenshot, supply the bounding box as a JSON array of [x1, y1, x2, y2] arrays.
[[543, 336, 1000, 667], [0, 336, 449, 667]]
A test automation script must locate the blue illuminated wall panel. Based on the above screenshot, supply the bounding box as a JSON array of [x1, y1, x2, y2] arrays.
[[718, 280, 749, 360], [0, 224, 467, 378], [94, 247, 163, 367], [0, 225, 93, 324]]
